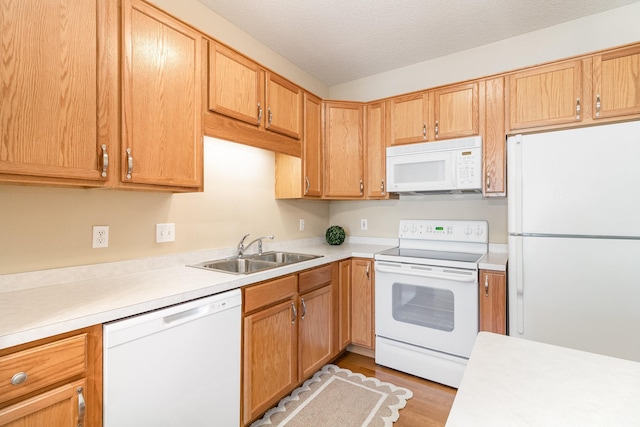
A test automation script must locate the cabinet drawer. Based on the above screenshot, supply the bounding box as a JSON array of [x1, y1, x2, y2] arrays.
[[244, 275, 297, 313], [0, 334, 87, 404], [299, 264, 333, 294]]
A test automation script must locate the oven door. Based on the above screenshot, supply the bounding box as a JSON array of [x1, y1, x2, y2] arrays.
[[375, 260, 479, 358]]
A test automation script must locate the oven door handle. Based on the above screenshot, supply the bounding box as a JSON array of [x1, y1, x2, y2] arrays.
[[375, 263, 477, 282]]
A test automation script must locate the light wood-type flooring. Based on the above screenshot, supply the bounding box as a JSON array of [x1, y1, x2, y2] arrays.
[[334, 351, 457, 427]]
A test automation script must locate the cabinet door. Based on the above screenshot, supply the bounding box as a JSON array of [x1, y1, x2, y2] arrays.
[[508, 60, 583, 130], [122, 0, 202, 189], [324, 102, 364, 198], [243, 299, 297, 424], [479, 270, 507, 335], [208, 42, 262, 125], [365, 102, 388, 198], [0, 379, 86, 427], [433, 82, 479, 140], [303, 93, 323, 197], [483, 77, 506, 196], [593, 46, 640, 119], [265, 72, 303, 140], [0, 0, 116, 186], [351, 258, 374, 349], [337, 260, 352, 352], [390, 92, 429, 145], [298, 285, 333, 380]]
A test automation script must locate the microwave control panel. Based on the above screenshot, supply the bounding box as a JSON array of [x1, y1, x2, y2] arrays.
[[455, 148, 481, 188]]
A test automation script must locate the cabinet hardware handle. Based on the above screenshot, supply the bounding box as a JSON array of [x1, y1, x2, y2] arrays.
[[435, 120, 439, 138], [484, 275, 489, 297], [291, 302, 297, 324], [101, 144, 108, 178], [422, 123, 427, 138], [257, 102, 263, 125], [301, 298, 306, 319], [77, 387, 86, 427], [305, 176, 310, 194], [11, 372, 28, 385], [359, 179, 364, 196], [486, 174, 491, 190], [126, 148, 133, 180], [380, 180, 385, 195], [267, 107, 273, 128], [575, 98, 581, 120], [366, 263, 370, 279], [596, 94, 601, 117]]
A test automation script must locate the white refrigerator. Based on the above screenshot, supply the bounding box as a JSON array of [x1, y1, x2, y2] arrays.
[[507, 120, 640, 362]]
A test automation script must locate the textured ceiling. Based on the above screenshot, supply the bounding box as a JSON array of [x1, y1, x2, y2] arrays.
[[197, 0, 640, 87]]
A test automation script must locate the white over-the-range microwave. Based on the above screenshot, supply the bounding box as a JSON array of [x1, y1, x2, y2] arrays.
[[386, 136, 482, 194]]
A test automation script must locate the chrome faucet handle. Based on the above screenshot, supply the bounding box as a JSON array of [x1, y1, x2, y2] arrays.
[[257, 235, 275, 254]]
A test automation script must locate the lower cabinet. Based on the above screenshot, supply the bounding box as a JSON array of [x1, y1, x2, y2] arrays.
[[351, 258, 375, 349], [0, 326, 102, 427], [241, 264, 336, 426], [479, 269, 507, 334]]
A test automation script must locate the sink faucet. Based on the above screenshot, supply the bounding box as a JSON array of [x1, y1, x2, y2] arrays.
[[237, 234, 274, 257]]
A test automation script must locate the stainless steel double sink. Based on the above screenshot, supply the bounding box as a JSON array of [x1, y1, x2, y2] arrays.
[[189, 251, 322, 275]]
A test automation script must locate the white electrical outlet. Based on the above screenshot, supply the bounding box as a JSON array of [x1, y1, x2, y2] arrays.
[[299, 219, 305, 231], [156, 223, 175, 243], [360, 219, 368, 230], [92, 225, 109, 248]]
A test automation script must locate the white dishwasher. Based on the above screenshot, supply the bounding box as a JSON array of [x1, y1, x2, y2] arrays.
[[103, 289, 241, 427]]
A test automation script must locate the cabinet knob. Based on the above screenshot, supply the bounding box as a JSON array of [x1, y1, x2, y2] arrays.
[[575, 98, 581, 120], [257, 102, 263, 125], [301, 298, 306, 319], [11, 372, 28, 386], [435, 120, 439, 138], [305, 176, 310, 194], [77, 386, 85, 427], [101, 144, 108, 178], [380, 180, 385, 195], [486, 173, 491, 190], [596, 94, 601, 117], [291, 301, 297, 324], [422, 123, 427, 138], [267, 107, 273, 128], [126, 148, 133, 180], [359, 179, 364, 196]]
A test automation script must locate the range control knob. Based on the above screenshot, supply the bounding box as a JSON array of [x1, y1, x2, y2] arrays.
[[475, 226, 484, 235]]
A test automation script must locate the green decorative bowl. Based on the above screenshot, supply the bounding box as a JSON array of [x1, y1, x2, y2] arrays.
[[325, 225, 346, 245]]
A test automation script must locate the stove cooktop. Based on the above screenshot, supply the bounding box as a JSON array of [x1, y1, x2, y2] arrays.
[[376, 247, 484, 264]]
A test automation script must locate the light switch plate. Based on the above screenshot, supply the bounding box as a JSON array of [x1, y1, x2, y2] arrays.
[[156, 223, 175, 243]]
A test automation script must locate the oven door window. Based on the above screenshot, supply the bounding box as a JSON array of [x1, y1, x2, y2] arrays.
[[392, 283, 454, 332]]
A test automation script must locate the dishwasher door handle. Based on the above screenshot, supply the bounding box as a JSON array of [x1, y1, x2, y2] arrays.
[[163, 305, 209, 326]]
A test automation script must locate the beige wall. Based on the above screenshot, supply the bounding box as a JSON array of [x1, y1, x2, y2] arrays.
[[0, 139, 329, 274], [329, 2, 640, 101]]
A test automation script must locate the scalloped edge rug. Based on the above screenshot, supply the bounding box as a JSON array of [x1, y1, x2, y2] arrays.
[[250, 364, 413, 427]]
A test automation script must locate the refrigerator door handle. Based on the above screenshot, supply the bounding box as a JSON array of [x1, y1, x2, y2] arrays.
[[515, 236, 525, 334], [507, 135, 523, 235]]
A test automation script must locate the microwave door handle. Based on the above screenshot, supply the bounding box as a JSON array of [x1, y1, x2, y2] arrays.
[[376, 263, 476, 282]]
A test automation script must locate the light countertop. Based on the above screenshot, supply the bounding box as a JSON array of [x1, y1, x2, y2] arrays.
[[446, 332, 640, 426], [0, 238, 395, 350], [478, 243, 508, 271]]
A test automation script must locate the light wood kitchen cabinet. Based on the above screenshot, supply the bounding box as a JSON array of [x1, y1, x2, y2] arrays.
[[274, 92, 323, 199], [205, 41, 303, 157], [592, 45, 640, 120], [507, 60, 583, 131], [479, 270, 507, 335], [121, 0, 203, 191], [243, 275, 298, 425], [323, 101, 365, 198], [0, 0, 118, 188], [482, 77, 506, 196], [389, 91, 430, 145], [242, 265, 335, 425], [364, 102, 389, 198], [334, 259, 352, 353], [433, 82, 479, 140], [351, 258, 375, 349], [0, 325, 102, 427], [298, 265, 334, 380]]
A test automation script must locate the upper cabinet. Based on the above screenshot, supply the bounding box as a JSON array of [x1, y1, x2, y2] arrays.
[[507, 60, 583, 131], [389, 91, 430, 145], [121, 0, 203, 190], [0, 0, 118, 187], [592, 45, 640, 120], [302, 94, 323, 197], [323, 101, 364, 198], [433, 82, 479, 140], [204, 41, 302, 157], [482, 77, 506, 196], [208, 42, 262, 125], [364, 102, 389, 199]]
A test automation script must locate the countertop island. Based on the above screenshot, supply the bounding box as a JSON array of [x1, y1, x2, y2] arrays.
[[446, 332, 640, 426]]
